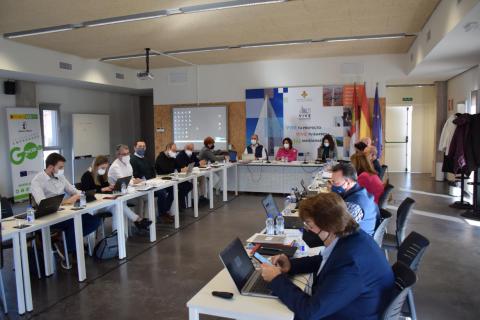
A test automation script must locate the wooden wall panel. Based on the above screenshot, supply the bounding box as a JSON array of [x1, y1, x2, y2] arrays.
[[228, 102, 246, 153], [154, 105, 172, 156]]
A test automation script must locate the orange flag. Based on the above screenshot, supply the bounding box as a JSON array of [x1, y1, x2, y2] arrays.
[[359, 85, 371, 139]]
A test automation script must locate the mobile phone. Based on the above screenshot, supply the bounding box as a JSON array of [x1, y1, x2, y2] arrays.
[[253, 252, 273, 266]]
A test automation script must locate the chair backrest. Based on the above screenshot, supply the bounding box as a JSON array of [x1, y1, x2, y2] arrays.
[[374, 209, 392, 247], [0, 196, 14, 219], [379, 164, 388, 180], [382, 261, 417, 320], [395, 197, 415, 245], [397, 231, 430, 272], [378, 184, 394, 209]]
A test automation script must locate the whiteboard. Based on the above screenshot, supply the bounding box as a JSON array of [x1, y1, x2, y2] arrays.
[[72, 114, 110, 157], [173, 106, 228, 150]]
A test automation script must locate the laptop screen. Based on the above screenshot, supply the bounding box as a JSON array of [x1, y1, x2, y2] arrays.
[[219, 238, 255, 291], [262, 194, 280, 217]]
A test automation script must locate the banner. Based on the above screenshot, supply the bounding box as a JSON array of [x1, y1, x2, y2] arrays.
[[7, 108, 43, 202], [246, 86, 352, 160]]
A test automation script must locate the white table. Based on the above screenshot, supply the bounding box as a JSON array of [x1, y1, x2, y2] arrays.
[[1, 220, 26, 314], [228, 161, 323, 194], [204, 163, 238, 209]]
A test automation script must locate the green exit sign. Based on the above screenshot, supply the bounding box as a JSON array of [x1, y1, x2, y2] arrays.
[[402, 97, 413, 102]]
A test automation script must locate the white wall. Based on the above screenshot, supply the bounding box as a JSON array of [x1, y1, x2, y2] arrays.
[[142, 54, 408, 105], [0, 78, 17, 197], [447, 65, 480, 112]]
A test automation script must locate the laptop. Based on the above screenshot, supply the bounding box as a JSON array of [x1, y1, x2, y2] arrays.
[[18, 194, 64, 219], [84, 189, 97, 203], [261, 194, 303, 229], [220, 238, 276, 298], [112, 176, 132, 192], [176, 162, 195, 176], [229, 151, 237, 162]]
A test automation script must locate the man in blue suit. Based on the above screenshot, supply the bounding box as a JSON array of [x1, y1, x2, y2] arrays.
[[261, 193, 394, 320]]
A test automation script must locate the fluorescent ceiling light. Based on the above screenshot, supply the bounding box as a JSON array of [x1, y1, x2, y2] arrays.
[[180, 0, 288, 13], [322, 33, 409, 43], [4, 24, 78, 39], [240, 39, 311, 48], [165, 47, 230, 55], [84, 11, 168, 27], [101, 52, 159, 62]]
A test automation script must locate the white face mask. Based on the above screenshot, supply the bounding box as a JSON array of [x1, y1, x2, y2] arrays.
[[283, 143, 290, 149], [53, 169, 64, 178], [168, 151, 177, 158], [324, 142, 330, 147], [251, 139, 257, 145], [97, 168, 106, 176], [121, 155, 130, 164], [185, 150, 193, 157]]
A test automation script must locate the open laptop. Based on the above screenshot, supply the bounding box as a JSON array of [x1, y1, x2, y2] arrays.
[[229, 151, 237, 162], [261, 194, 303, 229], [176, 162, 195, 177], [84, 189, 97, 202], [17, 194, 64, 219], [111, 176, 132, 192], [220, 238, 276, 298]]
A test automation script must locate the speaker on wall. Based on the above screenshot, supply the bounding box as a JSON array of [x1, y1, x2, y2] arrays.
[[3, 80, 16, 95]]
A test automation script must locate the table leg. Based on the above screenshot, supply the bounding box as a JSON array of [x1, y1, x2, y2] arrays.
[[12, 234, 26, 315], [73, 215, 86, 282], [20, 232, 33, 311], [189, 308, 200, 320], [114, 201, 126, 259], [209, 171, 214, 209], [235, 164, 239, 196], [173, 183, 180, 229], [41, 226, 53, 276], [148, 191, 156, 242], [222, 167, 228, 202], [193, 176, 199, 218]]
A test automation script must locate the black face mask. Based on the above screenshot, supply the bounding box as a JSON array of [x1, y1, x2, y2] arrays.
[[209, 144, 215, 150], [302, 229, 324, 248]]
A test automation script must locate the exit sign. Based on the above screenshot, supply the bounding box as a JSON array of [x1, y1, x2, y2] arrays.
[[402, 97, 413, 102]]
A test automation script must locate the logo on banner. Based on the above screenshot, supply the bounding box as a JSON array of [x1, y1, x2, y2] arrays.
[[301, 91, 308, 99], [298, 106, 312, 120], [10, 142, 43, 165]]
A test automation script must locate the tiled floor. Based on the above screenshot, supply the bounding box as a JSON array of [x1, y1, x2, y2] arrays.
[[1, 173, 480, 319]]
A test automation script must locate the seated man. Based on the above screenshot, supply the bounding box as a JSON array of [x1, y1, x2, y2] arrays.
[[30, 153, 101, 268], [155, 143, 193, 210], [108, 144, 152, 230], [198, 136, 225, 163], [243, 134, 267, 160], [176, 143, 208, 202], [330, 162, 379, 236], [130, 140, 174, 224]]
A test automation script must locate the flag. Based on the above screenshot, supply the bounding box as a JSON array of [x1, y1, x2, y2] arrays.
[[372, 85, 383, 158], [349, 84, 360, 156], [359, 84, 371, 139]]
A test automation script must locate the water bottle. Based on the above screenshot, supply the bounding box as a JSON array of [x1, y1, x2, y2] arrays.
[[284, 195, 291, 211], [276, 214, 285, 235], [266, 215, 275, 235], [207, 161, 211, 169], [121, 182, 127, 194], [26, 206, 35, 223], [80, 191, 86, 207], [174, 169, 179, 179]]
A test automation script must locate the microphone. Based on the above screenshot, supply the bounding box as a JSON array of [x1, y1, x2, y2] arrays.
[[265, 148, 271, 163]]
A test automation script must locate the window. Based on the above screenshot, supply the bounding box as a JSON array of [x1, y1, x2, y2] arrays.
[[39, 104, 61, 162]]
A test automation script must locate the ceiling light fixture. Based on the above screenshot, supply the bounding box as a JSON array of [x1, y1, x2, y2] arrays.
[[165, 46, 230, 55], [4, 24, 79, 39], [321, 33, 411, 43], [239, 39, 312, 49], [100, 52, 160, 62], [84, 11, 168, 27], [179, 0, 288, 14]]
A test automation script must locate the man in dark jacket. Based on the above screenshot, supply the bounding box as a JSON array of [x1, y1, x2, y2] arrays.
[[156, 143, 193, 209], [330, 162, 379, 236], [131, 140, 173, 223], [176, 143, 208, 201]]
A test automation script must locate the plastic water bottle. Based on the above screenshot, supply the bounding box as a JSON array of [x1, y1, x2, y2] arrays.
[[284, 196, 291, 211], [276, 214, 285, 235], [80, 191, 86, 207], [121, 182, 127, 194], [173, 169, 179, 179], [26, 206, 35, 223], [207, 161, 211, 169], [266, 215, 275, 235]]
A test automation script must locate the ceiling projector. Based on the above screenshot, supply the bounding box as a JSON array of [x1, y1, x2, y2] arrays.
[[137, 71, 154, 80]]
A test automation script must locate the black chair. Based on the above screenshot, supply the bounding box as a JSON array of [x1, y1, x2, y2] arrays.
[[397, 232, 430, 320], [382, 197, 415, 253], [379, 164, 388, 180], [382, 261, 417, 320], [378, 184, 394, 209], [374, 209, 392, 247]]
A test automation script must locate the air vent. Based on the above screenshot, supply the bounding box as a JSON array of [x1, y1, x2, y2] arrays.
[[59, 61, 72, 70], [168, 70, 188, 84], [115, 72, 125, 80], [426, 30, 431, 42]]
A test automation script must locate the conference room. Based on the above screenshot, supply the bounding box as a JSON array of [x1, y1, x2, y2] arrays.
[[1, 0, 480, 319]]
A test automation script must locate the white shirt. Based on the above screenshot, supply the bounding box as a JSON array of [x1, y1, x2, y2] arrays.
[[30, 170, 79, 204], [108, 158, 133, 185], [305, 237, 339, 296], [438, 114, 457, 155], [243, 144, 267, 160]]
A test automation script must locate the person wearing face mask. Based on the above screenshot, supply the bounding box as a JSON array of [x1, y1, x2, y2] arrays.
[[156, 143, 193, 211], [260, 192, 394, 320], [130, 140, 174, 224], [176, 143, 208, 202], [317, 134, 337, 161], [30, 153, 101, 267], [80, 155, 113, 193], [329, 162, 379, 236], [243, 134, 267, 160], [275, 137, 298, 162], [198, 136, 225, 164], [108, 144, 153, 230]]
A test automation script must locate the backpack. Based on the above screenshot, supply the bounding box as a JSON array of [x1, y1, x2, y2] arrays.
[[93, 231, 118, 260]]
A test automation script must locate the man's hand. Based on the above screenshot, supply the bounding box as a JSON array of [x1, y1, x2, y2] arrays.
[[63, 194, 81, 205], [261, 264, 282, 282], [181, 167, 188, 173], [101, 186, 113, 192], [271, 254, 291, 274], [199, 160, 207, 167], [132, 178, 143, 185]]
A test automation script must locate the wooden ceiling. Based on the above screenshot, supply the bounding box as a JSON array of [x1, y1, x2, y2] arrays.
[[0, 0, 440, 69]]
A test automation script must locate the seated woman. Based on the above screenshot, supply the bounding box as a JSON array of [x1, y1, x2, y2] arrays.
[[80, 155, 113, 193], [350, 153, 384, 204], [365, 145, 382, 176], [317, 134, 337, 160], [261, 192, 394, 320], [275, 137, 298, 162]]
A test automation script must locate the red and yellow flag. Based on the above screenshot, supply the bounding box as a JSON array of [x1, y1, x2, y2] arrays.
[[359, 85, 371, 139]]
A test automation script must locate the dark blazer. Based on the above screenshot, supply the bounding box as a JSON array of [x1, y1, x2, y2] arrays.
[[176, 150, 200, 168], [155, 152, 180, 175], [80, 171, 109, 193], [269, 230, 395, 320]]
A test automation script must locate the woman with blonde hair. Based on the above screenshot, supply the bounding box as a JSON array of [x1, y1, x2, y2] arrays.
[[350, 152, 384, 204], [80, 155, 113, 193]]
